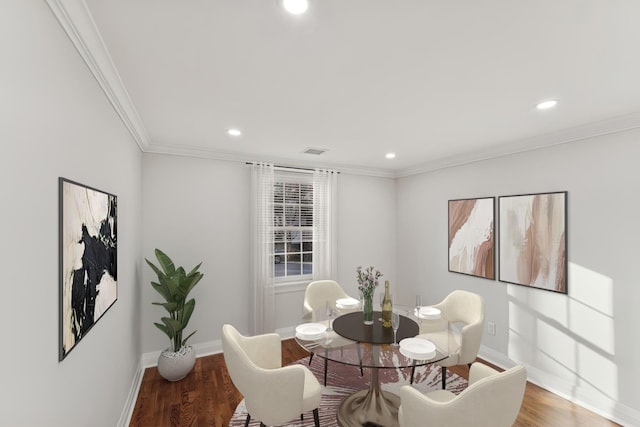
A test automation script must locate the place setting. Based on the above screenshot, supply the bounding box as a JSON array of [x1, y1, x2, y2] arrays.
[[335, 297, 360, 310], [398, 337, 437, 360], [295, 322, 328, 341]]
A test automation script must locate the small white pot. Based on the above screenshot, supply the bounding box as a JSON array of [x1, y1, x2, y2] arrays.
[[157, 345, 196, 382]]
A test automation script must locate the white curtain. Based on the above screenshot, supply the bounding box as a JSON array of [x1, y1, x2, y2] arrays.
[[250, 162, 275, 334], [312, 169, 338, 280]]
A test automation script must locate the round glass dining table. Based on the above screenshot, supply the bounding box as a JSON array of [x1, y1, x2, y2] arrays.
[[295, 305, 450, 427]]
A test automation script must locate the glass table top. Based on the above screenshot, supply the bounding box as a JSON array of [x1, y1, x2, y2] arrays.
[[294, 305, 452, 369]]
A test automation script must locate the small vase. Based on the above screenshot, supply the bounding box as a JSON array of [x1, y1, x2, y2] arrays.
[[363, 293, 374, 325]]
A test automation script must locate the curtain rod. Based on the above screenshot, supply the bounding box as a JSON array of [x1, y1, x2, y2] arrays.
[[245, 162, 340, 174]]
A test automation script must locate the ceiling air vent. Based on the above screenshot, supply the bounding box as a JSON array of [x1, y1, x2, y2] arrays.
[[303, 147, 328, 155]]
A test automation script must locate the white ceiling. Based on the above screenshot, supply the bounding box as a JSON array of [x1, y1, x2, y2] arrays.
[[75, 0, 640, 176]]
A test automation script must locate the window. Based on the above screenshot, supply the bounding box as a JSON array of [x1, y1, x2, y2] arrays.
[[250, 162, 336, 333], [273, 174, 313, 280]]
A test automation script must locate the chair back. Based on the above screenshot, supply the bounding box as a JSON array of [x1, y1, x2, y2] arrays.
[[436, 290, 485, 365], [303, 279, 349, 313], [399, 363, 527, 427]]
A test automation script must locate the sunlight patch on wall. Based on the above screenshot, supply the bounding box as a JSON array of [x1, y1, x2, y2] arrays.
[[536, 320, 579, 372], [568, 263, 615, 354], [507, 262, 618, 399], [568, 299, 615, 354], [536, 320, 617, 396], [507, 328, 536, 365], [569, 262, 614, 315], [524, 288, 567, 324]]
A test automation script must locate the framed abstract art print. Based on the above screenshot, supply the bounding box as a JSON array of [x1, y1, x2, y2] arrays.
[[448, 197, 495, 280], [498, 191, 567, 293], [59, 178, 118, 360]]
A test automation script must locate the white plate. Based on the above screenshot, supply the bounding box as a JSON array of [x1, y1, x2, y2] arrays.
[[400, 347, 436, 361], [399, 337, 436, 359], [336, 297, 360, 307], [336, 303, 358, 310], [295, 323, 327, 340], [416, 306, 441, 319]]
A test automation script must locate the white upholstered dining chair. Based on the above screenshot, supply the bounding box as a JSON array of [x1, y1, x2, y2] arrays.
[[303, 279, 351, 314], [221, 324, 321, 427], [414, 289, 485, 389], [399, 362, 527, 427], [303, 279, 363, 385]]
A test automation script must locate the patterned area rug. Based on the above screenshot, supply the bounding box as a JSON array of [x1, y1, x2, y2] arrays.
[[229, 355, 467, 426]]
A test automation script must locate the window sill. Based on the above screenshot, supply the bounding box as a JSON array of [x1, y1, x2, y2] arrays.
[[274, 279, 310, 295]]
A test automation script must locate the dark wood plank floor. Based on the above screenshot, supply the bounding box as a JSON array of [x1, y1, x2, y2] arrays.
[[130, 339, 620, 427]]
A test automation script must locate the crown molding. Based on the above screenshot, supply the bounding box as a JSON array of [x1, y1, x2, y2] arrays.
[[151, 113, 640, 179], [145, 142, 398, 178], [46, 0, 150, 151], [395, 112, 640, 178]]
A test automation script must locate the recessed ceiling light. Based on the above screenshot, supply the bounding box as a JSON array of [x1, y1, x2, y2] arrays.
[[386, 153, 396, 159], [536, 100, 558, 110], [227, 128, 242, 137], [282, 0, 308, 15]]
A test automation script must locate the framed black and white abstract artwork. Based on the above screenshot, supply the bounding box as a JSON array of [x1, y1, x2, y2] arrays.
[[498, 191, 567, 293], [448, 197, 495, 280], [59, 178, 117, 360]]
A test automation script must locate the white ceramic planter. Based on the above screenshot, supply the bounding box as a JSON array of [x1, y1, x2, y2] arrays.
[[157, 345, 196, 382]]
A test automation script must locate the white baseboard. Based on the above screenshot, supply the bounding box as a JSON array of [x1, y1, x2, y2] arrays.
[[117, 360, 144, 427], [276, 326, 296, 340], [478, 345, 640, 427], [142, 340, 224, 368]]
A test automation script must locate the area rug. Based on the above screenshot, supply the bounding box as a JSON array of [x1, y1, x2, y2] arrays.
[[229, 356, 467, 426]]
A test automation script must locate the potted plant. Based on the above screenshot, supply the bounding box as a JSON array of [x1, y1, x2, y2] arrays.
[[146, 248, 204, 381]]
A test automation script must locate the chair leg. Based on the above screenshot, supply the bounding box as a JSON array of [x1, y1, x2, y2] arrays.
[[410, 363, 416, 384], [356, 342, 364, 376], [313, 408, 320, 427], [309, 352, 314, 365], [324, 357, 328, 386], [244, 414, 250, 427], [441, 366, 447, 389]]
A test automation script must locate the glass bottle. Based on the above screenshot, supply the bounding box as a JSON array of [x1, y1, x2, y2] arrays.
[[381, 280, 393, 328]]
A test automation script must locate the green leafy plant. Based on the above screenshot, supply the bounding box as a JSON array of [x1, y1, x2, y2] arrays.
[[146, 249, 203, 352]]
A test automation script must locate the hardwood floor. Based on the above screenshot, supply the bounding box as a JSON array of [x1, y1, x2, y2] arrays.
[[130, 339, 620, 427]]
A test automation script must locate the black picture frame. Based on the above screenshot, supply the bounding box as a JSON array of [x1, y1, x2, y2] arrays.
[[498, 191, 567, 293], [448, 197, 496, 280], [59, 178, 118, 360]]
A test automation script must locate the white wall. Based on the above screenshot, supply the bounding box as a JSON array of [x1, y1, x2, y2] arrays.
[[141, 154, 251, 353], [396, 129, 640, 425], [0, 1, 142, 426], [142, 157, 397, 352], [336, 173, 397, 297]]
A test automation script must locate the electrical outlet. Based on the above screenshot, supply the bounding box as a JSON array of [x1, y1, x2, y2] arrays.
[[487, 321, 496, 336]]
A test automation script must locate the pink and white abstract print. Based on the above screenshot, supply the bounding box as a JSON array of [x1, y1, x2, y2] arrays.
[[448, 197, 495, 279], [499, 192, 567, 293]]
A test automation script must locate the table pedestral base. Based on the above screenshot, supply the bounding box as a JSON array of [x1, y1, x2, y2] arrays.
[[337, 344, 400, 427], [337, 388, 400, 427]]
